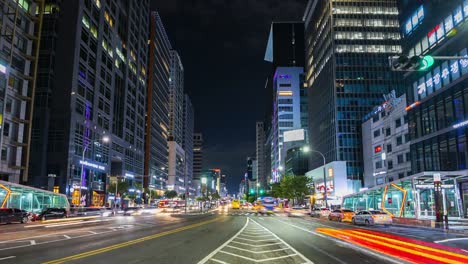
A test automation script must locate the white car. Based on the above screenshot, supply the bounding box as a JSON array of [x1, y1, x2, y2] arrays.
[[352, 210, 392, 226]]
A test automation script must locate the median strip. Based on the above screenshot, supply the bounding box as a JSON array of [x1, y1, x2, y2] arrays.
[[42, 217, 222, 264]]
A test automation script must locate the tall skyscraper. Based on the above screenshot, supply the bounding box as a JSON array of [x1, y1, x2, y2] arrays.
[[167, 141, 185, 192], [182, 94, 194, 193], [255, 122, 266, 188], [193, 133, 203, 180], [304, 0, 403, 186], [0, 0, 43, 184], [169, 50, 184, 144], [29, 0, 149, 206], [264, 21, 305, 182], [145, 11, 171, 193]]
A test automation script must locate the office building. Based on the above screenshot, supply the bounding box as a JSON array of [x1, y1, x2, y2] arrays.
[[400, 0, 468, 219], [271, 67, 304, 181], [303, 0, 403, 187], [255, 122, 266, 188], [362, 93, 410, 188], [29, 0, 149, 206], [192, 133, 203, 195], [283, 129, 309, 176], [145, 11, 171, 194], [264, 21, 305, 182], [168, 50, 184, 144], [167, 141, 185, 193], [0, 0, 43, 184], [183, 94, 194, 194]]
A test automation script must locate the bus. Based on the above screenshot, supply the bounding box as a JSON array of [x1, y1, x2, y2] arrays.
[[231, 199, 240, 209]]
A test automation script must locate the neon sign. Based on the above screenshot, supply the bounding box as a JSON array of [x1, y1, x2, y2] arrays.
[[453, 120, 468, 129], [79, 160, 106, 171], [374, 146, 382, 153], [405, 5, 424, 35]]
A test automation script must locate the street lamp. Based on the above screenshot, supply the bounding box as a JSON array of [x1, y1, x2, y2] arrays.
[[78, 135, 110, 206], [256, 182, 260, 199], [302, 146, 328, 208]]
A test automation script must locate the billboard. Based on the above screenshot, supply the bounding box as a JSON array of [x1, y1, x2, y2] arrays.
[[283, 129, 305, 143]]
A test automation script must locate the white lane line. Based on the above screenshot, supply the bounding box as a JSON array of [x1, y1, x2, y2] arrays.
[[218, 250, 259, 262], [210, 258, 228, 264], [234, 237, 277, 242], [225, 245, 289, 254], [230, 241, 283, 247], [238, 234, 273, 238], [257, 254, 299, 262], [197, 218, 249, 264], [63, 235, 71, 239], [259, 217, 264, 220], [249, 218, 313, 263], [0, 256, 16, 261], [87, 231, 98, 234], [273, 218, 403, 264], [434, 238, 468, 243]]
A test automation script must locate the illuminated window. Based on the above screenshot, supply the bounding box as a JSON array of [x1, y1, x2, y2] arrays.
[[82, 15, 90, 29], [18, 0, 30, 12]]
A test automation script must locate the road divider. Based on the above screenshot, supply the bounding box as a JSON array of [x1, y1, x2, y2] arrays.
[[42, 217, 223, 264]]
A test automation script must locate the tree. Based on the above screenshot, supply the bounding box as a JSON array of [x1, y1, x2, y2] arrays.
[[108, 180, 129, 197], [211, 192, 221, 200], [280, 175, 311, 205], [165, 190, 178, 199], [270, 182, 282, 198]]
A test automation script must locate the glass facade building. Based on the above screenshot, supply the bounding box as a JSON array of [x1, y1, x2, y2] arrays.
[[0, 180, 69, 214], [0, 0, 43, 184], [29, 0, 149, 206], [145, 12, 171, 192], [401, 0, 468, 219], [303, 0, 404, 184]]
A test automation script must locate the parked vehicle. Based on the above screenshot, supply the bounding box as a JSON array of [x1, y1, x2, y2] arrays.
[[328, 209, 355, 222], [352, 210, 392, 226], [319, 208, 331, 217], [0, 208, 30, 224], [36, 208, 68, 221], [310, 208, 321, 217]]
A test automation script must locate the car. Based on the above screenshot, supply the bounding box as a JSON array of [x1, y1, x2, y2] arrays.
[[0, 208, 30, 224], [287, 206, 310, 217], [310, 208, 321, 217], [352, 210, 393, 226], [36, 208, 68, 221], [328, 209, 355, 222], [318, 208, 331, 218]]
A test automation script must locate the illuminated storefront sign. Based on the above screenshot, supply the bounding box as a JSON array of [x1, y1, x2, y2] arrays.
[[0, 63, 6, 74], [413, 48, 468, 100], [125, 173, 134, 178], [79, 160, 106, 171], [453, 120, 468, 129], [374, 146, 382, 153], [405, 5, 424, 35]]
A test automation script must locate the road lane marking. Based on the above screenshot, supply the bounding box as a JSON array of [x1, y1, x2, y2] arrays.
[[197, 218, 250, 263], [249, 218, 313, 263], [273, 218, 399, 264], [210, 258, 227, 264], [0, 256, 15, 261], [230, 241, 283, 247], [43, 217, 222, 264], [435, 238, 468, 243], [62, 235, 71, 239], [225, 245, 289, 254]]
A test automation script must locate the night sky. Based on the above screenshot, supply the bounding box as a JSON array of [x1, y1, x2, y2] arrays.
[[151, 0, 306, 193]]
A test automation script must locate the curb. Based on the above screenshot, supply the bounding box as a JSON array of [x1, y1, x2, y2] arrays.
[[390, 223, 468, 235]]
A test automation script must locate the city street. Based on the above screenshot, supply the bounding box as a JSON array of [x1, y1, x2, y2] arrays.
[[0, 208, 467, 264]]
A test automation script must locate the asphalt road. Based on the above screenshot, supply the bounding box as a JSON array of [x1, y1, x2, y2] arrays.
[[0, 208, 467, 264]]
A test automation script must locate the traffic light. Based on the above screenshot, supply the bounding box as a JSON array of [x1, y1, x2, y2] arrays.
[[389, 55, 434, 71], [249, 189, 254, 194], [259, 189, 264, 195]]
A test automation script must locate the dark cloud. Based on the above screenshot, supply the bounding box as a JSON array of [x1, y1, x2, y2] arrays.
[[151, 0, 306, 193]]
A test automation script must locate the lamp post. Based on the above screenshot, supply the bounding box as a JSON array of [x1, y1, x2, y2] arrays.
[[302, 146, 328, 208], [256, 182, 260, 199], [78, 135, 110, 207]]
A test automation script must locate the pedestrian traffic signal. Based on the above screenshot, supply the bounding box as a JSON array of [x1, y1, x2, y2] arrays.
[[389, 55, 434, 71]]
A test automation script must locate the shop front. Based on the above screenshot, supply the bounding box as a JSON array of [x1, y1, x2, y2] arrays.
[[343, 171, 468, 220]]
